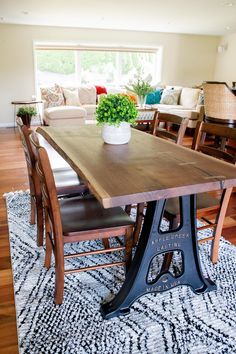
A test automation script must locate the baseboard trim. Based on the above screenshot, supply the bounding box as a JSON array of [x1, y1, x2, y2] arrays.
[[0, 122, 15, 128], [0, 119, 41, 129]]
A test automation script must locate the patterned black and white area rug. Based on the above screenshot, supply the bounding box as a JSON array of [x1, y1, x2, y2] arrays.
[[4, 191, 236, 354]]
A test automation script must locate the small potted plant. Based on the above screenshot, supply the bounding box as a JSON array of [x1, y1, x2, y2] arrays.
[[17, 106, 37, 127], [125, 75, 153, 107], [96, 94, 138, 145]]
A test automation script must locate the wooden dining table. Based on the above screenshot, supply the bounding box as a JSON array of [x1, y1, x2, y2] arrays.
[[37, 125, 236, 319]]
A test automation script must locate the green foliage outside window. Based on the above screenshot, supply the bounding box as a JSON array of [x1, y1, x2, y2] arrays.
[[36, 50, 75, 74], [35, 49, 157, 86]]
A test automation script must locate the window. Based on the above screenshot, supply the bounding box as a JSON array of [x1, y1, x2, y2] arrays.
[[35, 50, 77, 87], [80, 51, 117, 85], [34, 45, 161, 88]]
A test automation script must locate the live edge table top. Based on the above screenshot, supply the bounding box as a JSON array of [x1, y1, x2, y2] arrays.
[[37, 125, 236, 209]]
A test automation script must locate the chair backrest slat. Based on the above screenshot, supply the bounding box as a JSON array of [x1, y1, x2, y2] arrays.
[[153, 112, 189, 145], [16, 117, 35, 173], [135, 109, 158, 134], [29, 132, 62, 237], [192, 121, 236, 165]]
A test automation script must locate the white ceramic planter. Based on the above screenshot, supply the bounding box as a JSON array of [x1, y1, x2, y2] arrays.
[[102, 122, 131, 145]]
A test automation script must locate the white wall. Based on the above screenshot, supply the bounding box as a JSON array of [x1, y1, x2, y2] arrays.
[[214, 33, 236, 85], [0, 24, 219, 126]]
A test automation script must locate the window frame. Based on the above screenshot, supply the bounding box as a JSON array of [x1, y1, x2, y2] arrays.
[[34, 42, 162, 90]]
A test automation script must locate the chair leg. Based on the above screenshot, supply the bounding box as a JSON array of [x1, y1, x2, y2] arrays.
[[133, 203, 145, 246], [44, 231, 53, 269], [210, 187, 233, 264], [36, 197, 44, 247], [161, 252, 173, 273], [102, 238, 110, 249], [30, 195, 36, 225], [54, 253, 65, 305], [125, 227, 133, 273], [54, 270, 64, 305], [125, 205, 132, 216], [211, 228, 221, 264], [160, 216, 179, 273]]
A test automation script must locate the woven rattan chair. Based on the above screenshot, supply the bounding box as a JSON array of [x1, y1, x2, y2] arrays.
[[203, 81, 236, 127]]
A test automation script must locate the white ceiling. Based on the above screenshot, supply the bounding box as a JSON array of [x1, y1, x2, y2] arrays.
[[0, 0, 236, 36]]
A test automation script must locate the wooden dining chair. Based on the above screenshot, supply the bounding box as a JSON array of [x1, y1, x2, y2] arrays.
[[127, 113, 189, 246], [164, 121, 236, 264], [153, 112, 189, 145], [134, 108, 158, 134], [29, 131, 134, 305], [16, 118, 89, 247]]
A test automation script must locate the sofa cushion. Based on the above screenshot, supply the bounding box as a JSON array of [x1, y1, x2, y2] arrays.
[[169, 108, 199, 120], [78, 86, 96, 105], [160, 89, 181, 105], [154, 104, 185, 111], [44, 106, 86, 120], [179, 88, 201, 109], [41, 84, 65, 108], [63, 88, 80, 106], [82, 104, 97, 117], [146, 89, 163, 104]]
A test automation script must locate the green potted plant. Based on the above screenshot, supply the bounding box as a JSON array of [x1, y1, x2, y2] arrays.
[[96, 94, 138, 144], [125, 75, 153, 107], [17, 106, 37, 127]]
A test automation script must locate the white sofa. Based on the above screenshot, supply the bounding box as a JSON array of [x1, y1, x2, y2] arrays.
[[146, 86, 204, 129], [41, 84, 204, 129], [42, 85, 97, 126]]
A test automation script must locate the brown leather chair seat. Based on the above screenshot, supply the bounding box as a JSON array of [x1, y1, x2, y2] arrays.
[[60, 196, 134, 235]]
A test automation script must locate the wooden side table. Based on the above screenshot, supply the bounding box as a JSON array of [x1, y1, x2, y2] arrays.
[[11, 100, 43, 127]]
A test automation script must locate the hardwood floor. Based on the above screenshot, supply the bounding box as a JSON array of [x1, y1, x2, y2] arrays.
[[0, 127, 235, 354], [0, 128, 28, 354]]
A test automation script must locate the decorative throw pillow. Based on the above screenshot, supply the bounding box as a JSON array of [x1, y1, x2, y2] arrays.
[[179, 88, 201, 108], [146, 89, 163, 105], [78, 86, 97, 105], [95, 85, 107, 95], [40, 84, 64, 108], [127, 93, 138, 105], [63, 88, 80, 106], [121, 93, 138, 105], [160, 89, 181, 105]]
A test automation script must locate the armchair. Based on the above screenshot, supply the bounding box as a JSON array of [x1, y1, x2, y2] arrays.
[[203, 81, 236, 127]]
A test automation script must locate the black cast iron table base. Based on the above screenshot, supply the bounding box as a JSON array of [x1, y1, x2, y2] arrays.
[[101, 195, 216, 319]]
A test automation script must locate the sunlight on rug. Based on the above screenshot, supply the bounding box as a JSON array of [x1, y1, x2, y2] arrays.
[[4, 191, 236, 354]]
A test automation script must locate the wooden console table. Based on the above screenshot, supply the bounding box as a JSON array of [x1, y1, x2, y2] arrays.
[[37, 125, 236, 319]]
